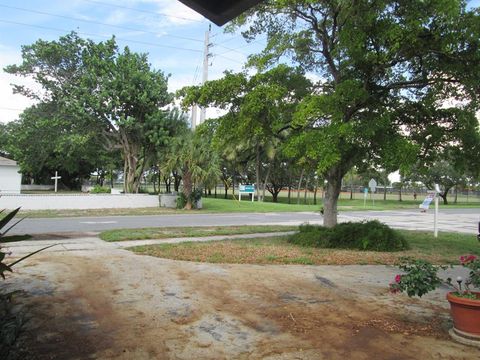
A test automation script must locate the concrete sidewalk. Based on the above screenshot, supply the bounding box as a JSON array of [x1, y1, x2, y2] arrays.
[[3, 231, 296, 255]]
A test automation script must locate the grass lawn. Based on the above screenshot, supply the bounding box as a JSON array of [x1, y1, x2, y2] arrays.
[[17, 207, 178, 218], [130, 230, 480, 265], [100, 225, 298, 242], [15, 195, 479, 218]]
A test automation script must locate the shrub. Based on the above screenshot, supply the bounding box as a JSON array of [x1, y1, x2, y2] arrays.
[[176, 193, 187, 209], [177, 188, 203, 209], [390, 255, 480, 298], [90, 185, 111, 194], [289, 220, 409, 252]]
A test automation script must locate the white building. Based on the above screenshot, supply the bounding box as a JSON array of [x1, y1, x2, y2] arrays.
[[0, 156, 22, 194]]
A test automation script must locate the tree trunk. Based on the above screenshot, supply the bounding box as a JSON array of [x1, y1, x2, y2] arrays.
[[350, 172, 353, 200], [173, 171, 181, 192], [399, 187, 402, 202], [272, 191, 279, 203], [158, 170, 162, 193], [288, 185, 292, 204], [183, 168, 193, 210], [439, 191, 449, 205], [313, 178, 318, 205], [123, 157, 128, 193], [255, 143, 261, 202], [323, 167, 343, 228], [120, 130, 144, 194], [262, 166, 271, 202], [163, 175, 171, 193], [454, 186, 458, 204], [383, 182, 387, 201], [297, 168, 304, 205], [304, 177, 309, 204]]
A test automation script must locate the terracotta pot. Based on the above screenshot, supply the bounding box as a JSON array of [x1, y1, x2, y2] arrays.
[[447, 291, 480, 344]]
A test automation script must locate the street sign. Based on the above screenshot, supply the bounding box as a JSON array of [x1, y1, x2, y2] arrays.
[[239, 184, 255, 202], [368, 178, 377, 193], [419, 192, 435, 210], [239, 185, 255, 193]]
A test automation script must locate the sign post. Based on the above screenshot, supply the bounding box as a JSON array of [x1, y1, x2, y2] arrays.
[[239, 184, 255, 202], [51, 171, 61, 193], [434, 184, 440, 238], [368, 178, 377, 206], [419, 188, 440, 238], [363, 187, 368, 208]]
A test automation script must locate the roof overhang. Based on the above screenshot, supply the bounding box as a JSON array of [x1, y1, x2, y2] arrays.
[[178, 0, 263, 26]]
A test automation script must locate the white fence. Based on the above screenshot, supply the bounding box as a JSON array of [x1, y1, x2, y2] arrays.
[[21, 185, 55, 191], [0, 194, 159, 210]]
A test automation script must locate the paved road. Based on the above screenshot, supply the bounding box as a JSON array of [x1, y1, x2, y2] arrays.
[[9, 207, 479, 235]]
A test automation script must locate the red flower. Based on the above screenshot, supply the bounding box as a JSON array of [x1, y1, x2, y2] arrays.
[[395, 274, 402, 283], [460, 254, 478, 264]]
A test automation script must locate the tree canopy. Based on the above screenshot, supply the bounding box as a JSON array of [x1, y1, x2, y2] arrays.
[[225, 0, 480, 226], [5, 32, 175, 192], [179, 64, 312, 201]]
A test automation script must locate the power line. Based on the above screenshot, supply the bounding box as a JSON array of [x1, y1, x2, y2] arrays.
[[215, 34, 245, 45], [82, 0, 205, 24], [214, 43, 249, 56], [0, 19, 203, 53], [213, 53, 245, 65], [192, 54, 203, 84], [0, 3, 204, 44]]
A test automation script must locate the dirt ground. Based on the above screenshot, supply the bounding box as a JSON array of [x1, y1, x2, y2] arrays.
[[3, 245, 479, 360]]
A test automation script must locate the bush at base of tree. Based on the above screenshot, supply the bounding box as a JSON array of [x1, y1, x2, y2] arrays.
[[177, 188, 203, 209], [289, 221, 409, 252]]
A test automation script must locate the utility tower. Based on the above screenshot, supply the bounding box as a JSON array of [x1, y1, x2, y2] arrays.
[[199, 25, 212, 126]]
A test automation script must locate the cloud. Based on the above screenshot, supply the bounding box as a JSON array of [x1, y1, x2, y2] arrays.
[[92, 0, 205, 27], [152, 0, 204, 25], [104, 9, 130, 25]]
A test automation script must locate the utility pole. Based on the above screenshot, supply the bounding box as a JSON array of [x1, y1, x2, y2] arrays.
[[199, 24, 212, 126], [190, 105, 197, 130]]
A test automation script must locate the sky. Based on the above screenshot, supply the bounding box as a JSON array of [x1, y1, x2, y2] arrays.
[[1, 0, 479, 126], [0, 0, 268, 124]]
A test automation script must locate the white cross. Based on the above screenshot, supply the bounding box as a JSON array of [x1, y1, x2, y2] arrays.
[[51, 171, 62, 193]]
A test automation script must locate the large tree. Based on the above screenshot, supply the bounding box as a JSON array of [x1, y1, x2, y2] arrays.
[[3, 102, 111, 188], [5, 32, 173, 193], [164, 127, 220, 210], [227, 0, 480, 226], [179, 64, 312, 201]]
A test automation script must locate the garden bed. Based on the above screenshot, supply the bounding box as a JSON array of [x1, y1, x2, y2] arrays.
[[130, 230, 480, 265]]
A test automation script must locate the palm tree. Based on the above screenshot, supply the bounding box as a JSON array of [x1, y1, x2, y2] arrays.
[[165, 129, 220, 209]]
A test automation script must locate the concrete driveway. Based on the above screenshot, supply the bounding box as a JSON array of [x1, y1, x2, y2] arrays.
[[3, 233, 479, 359]]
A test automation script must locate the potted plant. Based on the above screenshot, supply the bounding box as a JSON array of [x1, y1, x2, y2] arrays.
[[389, 255, 480, 347]]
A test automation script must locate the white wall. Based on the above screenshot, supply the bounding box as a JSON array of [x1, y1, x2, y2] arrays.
[[0, 165, 22, 194], [0, 194, 159, 210]]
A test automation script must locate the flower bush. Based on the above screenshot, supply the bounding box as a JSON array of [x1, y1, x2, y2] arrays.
[[390, 255, 480, 299]]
